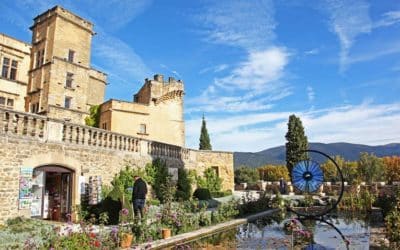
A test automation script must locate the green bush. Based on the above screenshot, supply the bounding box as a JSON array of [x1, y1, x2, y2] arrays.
[[193, 188, 211, 200], [211, 190, 233, 198], [152, 159, 171, 203], [176, 168, 192, 201], [197, 168, 222, 193], [234, 167, 259, 185]]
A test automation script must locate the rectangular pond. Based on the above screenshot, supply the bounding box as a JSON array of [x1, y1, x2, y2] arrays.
[[172, 212, 373, 250]]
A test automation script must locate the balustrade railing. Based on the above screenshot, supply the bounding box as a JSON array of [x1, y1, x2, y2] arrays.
[[0, 107, 188, 160]]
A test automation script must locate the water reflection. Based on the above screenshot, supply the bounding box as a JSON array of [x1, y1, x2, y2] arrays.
[[177, 213, 370, 250]]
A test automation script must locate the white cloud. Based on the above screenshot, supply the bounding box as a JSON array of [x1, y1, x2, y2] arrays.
[[186, 102, 400, 152], [199, 64, 229, 74], [307, 86, 315, 102], [187, 48, 292, 113], [323, 0, 372, 72], [373, 10, 400, 28], [93, 29, 151, 88], [304, 48, 320, 55], [215, 48, 289, 91], [84, 0, 153, 30], [199, 0, 276, 50]]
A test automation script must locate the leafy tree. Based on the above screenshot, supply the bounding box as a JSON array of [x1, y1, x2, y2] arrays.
[[199, 115, 212, 150], [197, 168, 222, 192], [358, 152, 384, 184], [258, 165, 289, 181], [234, 167, 260, 185], [383, 156, 400, 184], [285, 115, 308, 178], [85, 105, 100, 127], [151, 159, 171, 203], [342, 161, 359, 184], [176, 168, 192, 201]]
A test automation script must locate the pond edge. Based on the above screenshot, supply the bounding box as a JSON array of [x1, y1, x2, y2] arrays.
[[138, 208, 280, 249]]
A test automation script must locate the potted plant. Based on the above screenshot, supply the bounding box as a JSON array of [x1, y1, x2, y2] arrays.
[[119, 208, 134, 248]]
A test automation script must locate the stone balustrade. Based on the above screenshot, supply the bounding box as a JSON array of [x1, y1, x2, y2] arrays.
[[0, 107, 188, 160]]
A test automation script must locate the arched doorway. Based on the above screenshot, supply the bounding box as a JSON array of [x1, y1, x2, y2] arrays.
[[31, 165, 74, 222]]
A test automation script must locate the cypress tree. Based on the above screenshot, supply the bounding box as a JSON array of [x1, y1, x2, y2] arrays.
[[199, 115, 212, 150], [285, 114, 308, 179]]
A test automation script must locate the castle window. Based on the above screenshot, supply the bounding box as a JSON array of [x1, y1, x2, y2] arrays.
[[68, 50, 75, 63], [2, 57, 10, 78], [102, 123, 107, 130], [36, 49, 45, 68], [139, 124, 147, 134], [6, 98, 14, 109], [64, 96, 72, 109], [31, 103, 39, 113], [66, 72, 74, 88], [10, 60, 18, 80], [0, 97, 5, 107]]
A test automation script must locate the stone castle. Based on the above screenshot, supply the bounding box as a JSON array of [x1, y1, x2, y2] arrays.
[[0, 6, 233, 223]]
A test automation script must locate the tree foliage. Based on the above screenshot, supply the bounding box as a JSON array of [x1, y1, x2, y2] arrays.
[[383, 156, 400, 184], [358, 152, 384, 184], [341, 161, 359, 184], [199, 115, 212, 150], [85, 105, 100, 127], [285, 114, 308, 178], [234, 167, 259, 184], [258, 165, 289, 181], [151, 159, 171, 203], [197, 168, 222, 193], [176, 168, 192, 201]]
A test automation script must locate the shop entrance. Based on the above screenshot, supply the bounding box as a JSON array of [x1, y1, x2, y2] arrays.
[[31, 166, 74, 222]]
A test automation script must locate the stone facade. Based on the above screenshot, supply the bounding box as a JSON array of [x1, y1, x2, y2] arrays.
[[99, 74, 185, 147], [25, 6, 107, 124], [0, 33, 31, 111], [0, 6, 235, 224], [0, 108, 234, 223]]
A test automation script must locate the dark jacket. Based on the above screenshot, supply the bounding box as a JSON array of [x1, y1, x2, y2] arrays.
[[132, 178, 147, 200]]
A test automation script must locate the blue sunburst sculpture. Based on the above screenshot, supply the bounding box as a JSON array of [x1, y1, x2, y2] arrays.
[[292, 160, 324, 192]]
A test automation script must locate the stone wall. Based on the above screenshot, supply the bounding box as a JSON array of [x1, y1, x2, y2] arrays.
[[0, 108, 233, 223]]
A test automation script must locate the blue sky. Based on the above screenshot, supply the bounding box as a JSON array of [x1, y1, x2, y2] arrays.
[[1, 0, 400, 152]]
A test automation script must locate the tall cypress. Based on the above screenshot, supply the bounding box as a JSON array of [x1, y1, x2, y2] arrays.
[[285, 114, 308, 179], [199, 115, 212, 150]]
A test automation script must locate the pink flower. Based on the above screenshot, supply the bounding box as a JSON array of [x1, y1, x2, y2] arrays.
[[121, 208, 129, 216]]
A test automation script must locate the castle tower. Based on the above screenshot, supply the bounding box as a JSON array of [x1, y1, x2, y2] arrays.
[[99, 74, 185, 147], [25, 6, 107, 123]]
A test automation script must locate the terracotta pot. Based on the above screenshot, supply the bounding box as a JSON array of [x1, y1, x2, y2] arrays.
[[162, 228, 171, 239], [120, 233, 133, 249]]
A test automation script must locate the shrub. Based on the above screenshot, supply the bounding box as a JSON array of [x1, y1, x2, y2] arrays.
[[197, 168, 222, 193], [211, 190, 233, 198], [258, 165, 289, 181], [176, 168, 192, 201], [152, 159, 171, 203], [234, 167, 259, 185], [193, 188, 211, 200]]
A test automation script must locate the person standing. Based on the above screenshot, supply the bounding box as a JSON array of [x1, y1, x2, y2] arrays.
[[132, 175, 147, 220]]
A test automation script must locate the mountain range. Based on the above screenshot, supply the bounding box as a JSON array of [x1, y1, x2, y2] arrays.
[[234, 142, 400, 168]]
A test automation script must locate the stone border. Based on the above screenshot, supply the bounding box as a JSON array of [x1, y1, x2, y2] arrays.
[[137, 208, 280, 249]]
